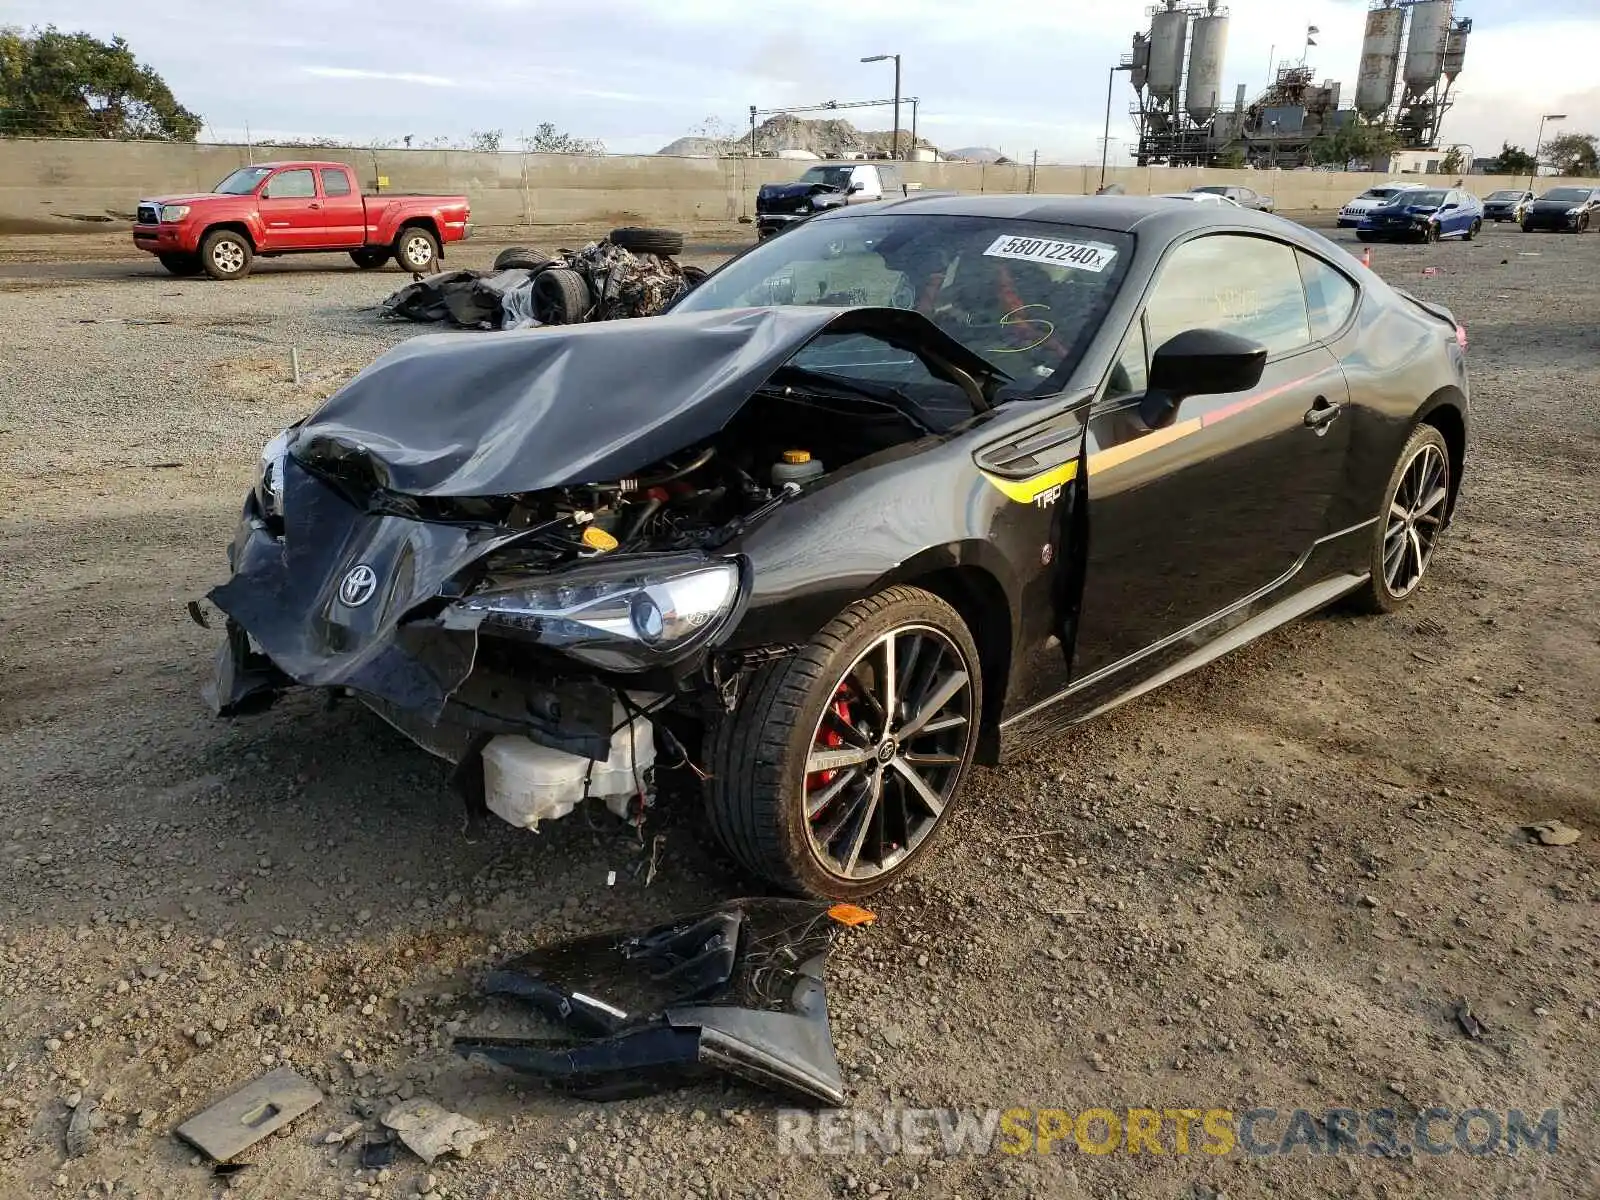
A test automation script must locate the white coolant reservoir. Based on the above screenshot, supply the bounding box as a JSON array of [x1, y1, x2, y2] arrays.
[[481, 706, 656, 830]]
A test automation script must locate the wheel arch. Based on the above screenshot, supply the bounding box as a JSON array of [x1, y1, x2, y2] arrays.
[[201, 221, 255, 251], [875, 550, 1016, 767], [395, 216, 442, 242], [1415, 388, 1467, 522]]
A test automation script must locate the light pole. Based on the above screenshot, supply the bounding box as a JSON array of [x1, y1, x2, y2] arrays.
[[862, 54, 901, 159], [1530, 113, 1566, 191], [1100, 63, 1133, 190]]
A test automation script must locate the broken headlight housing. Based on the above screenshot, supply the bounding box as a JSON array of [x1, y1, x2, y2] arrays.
[[255, 429, 291, 520], [442, 554, 743, 671]]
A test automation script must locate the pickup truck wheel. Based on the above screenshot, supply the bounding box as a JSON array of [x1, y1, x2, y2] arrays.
[[158, 253, 203, 277], [608, 227, 685, 257], [395, 227, 440, 272], [531, 268, 592, 324], [707, 586, 982, 899], [350, 249, 391, 269], [492, 246, 554, 272], [200, 230, 252, 280]]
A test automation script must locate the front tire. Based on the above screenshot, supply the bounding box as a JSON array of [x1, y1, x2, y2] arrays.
[[1351, 424, 1452, 615], [200, 230, 252, 280], [394, 226, 440, 273], [707, 586, 982, 898]]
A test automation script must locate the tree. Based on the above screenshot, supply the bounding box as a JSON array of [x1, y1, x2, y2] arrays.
[[1486, 142, 1537, 176], [1543, 131, 1599, 177], [521, 122, 605, 156], [469, 128, 502, 152], [1310, 120, 1398, 170], [1440, 145, 1465, 175], [0, 26, 200, 140]]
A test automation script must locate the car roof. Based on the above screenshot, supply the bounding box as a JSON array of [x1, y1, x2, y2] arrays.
[[810, 192, 1290, 237]]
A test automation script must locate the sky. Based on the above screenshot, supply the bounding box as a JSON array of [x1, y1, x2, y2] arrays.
[[8, 0, 1598, 161]]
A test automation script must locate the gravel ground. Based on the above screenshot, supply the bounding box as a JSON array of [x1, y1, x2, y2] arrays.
[[0, 222, 1597, 1200]]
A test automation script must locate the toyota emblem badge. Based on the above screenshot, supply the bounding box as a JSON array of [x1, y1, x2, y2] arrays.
[[339, 564, 378, 608]]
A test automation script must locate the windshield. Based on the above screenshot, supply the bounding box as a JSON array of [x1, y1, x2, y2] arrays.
[[214, 166, 274, 195], [1363, 188, 1404, 199], [1541, 187, 1590, 203], [1393, 190, 1446, 207], [1191, 186, 1228, 195], [1486, 190, 1523, 200], [797, 165, 856, 190], [671, 214, 1135, 398]]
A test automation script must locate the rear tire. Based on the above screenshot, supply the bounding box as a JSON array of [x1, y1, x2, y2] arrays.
[[158, 253, 202, 277], [706, 586, 982, 899], [1350, 424, 1452, 615], [608, 226, 685, 256], [394, 226, 440, 273], [531, 267, 592, 324], [350, 248, 391, 269], [200, 230, 252, 280], [491, 245, 554, 271], [1464, 219, 1481, 241]]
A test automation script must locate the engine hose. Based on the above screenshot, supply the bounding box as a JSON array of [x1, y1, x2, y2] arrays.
[[623, 497, 664, 545], [597, 446, 717, 493]]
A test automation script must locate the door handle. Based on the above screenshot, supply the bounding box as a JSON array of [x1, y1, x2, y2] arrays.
[[1303, 396, 1343, 434], [308, 202, 321, 209]]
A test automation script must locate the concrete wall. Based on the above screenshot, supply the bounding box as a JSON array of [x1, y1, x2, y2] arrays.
[[2, 137, 1595, 236]]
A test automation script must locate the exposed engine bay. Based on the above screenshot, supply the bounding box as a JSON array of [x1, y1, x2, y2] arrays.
[[293, 367, 935, 580]]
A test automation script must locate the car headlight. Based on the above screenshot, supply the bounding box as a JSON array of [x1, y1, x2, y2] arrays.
[[255, 429, 291, 519], [160, 204, 191, 222], [1568, 206, 1585, 216], [442, 555, 743, 671]]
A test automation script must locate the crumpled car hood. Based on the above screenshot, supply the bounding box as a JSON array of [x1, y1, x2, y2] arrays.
[[758, 182, 842, 201], [290, 305, 1005, 497]]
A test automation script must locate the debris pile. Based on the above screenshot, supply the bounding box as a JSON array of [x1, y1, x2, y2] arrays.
[[381, 227, 706, 331]]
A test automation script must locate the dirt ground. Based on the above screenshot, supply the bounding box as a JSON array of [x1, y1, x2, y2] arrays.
[[0, 221, 1596, 1200]]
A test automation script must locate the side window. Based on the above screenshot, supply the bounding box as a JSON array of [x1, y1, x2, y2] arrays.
[[1104, 319, 1148, 400], [263, 169, 315, 199], [320, 168, 352, 197], [1145, 234, 1312, 358], [1296, 252, 1358, 341]]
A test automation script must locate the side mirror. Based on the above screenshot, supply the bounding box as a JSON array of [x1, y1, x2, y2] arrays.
[[1140, 329, 1268, 429], [1441, 202, 1458, 211]]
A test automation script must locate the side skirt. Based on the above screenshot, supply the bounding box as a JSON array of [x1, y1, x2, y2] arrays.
[[997, 571, 1367, 758]]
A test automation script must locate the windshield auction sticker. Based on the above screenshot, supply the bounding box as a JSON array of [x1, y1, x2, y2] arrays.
[[984, 234, 1118, 273]]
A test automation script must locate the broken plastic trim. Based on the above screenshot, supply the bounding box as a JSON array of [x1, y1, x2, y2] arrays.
[[453, 899, 853, 1106]]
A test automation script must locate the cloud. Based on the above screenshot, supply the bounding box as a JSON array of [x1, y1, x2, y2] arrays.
[[302, 67, 462, 88], [7, 0, 1595, 160]]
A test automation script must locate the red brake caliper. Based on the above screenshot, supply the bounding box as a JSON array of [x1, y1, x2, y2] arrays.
[[806, 687, 854, 799]]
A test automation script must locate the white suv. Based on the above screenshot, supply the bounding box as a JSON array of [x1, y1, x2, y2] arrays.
[[1338, 184, 1424, 228]]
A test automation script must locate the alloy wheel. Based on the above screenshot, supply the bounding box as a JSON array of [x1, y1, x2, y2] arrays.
[[212, 240, 245, 274], [802, 625, 975, 882], [1382, 442, 1449, 599]]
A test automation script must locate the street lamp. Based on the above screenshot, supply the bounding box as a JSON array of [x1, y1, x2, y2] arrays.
[[861, 54, 901, 159], [1530, 113, 1566, 192], [1100, 63, 1133, 190]]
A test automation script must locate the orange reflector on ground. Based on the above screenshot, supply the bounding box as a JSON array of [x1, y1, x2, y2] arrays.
[[827, 903, 877, 927]]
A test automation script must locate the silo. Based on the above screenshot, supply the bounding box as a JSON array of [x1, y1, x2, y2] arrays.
[[1355, 4, 1406, 118], [1403, 0, 1453, 92], [1442, 19, 1470, 81], [1147, 2, 1189, 101], [1185, 8, 1230, 124], [1130, 32, 1151, 92]]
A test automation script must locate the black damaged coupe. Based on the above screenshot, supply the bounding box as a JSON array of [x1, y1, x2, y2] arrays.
[[203, 195, 1470, 898]]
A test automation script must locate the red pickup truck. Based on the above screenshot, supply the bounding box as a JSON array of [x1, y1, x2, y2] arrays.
[[132, 160, 470, 280]]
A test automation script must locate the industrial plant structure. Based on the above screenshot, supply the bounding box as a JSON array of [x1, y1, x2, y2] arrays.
[[1126, 0, 1471, 168]]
